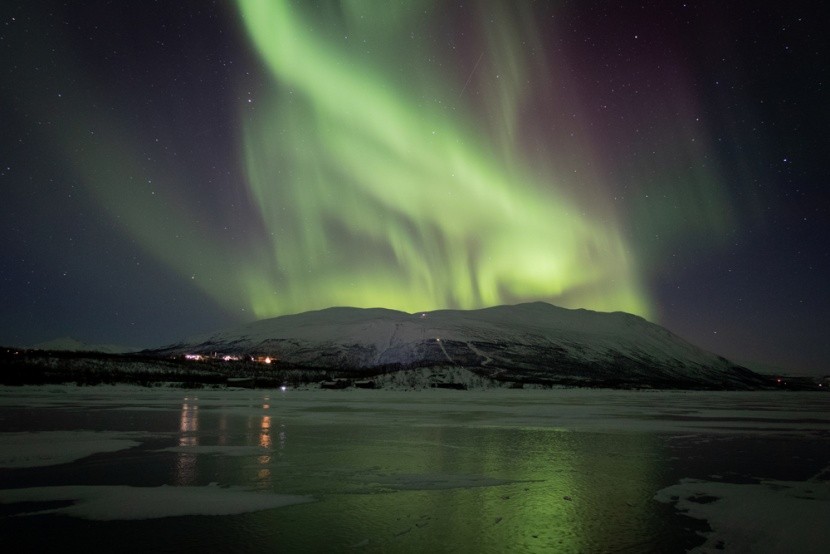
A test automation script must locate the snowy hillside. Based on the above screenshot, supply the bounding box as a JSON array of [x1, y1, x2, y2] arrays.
[[31, 337, 134, 354], [154, 302, 766, 389]]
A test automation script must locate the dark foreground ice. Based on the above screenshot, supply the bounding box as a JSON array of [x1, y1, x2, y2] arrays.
[[1, 386, 829, 552]]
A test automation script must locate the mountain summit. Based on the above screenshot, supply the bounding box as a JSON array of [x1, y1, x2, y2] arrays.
[[155, 302, 765, 389]]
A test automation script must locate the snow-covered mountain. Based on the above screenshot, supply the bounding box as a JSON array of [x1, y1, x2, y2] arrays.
[[154, 302, 766, 389], [31, 337, 134, 354]]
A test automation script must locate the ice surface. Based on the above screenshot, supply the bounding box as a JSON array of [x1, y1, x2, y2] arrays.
[[355, 472, 515, 491], [157, 445, 273, 457], [2, 386, 829, 435], [655, 478, 830, 553], [0, 431, 141, 468], [2, 385, 830, 552], [0, 484, 314, 520]]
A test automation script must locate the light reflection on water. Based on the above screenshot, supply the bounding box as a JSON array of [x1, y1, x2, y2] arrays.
[[11, 390, 810, 552], [258, 407, 272, 482], [174, 397, 199, 486], [140, 397, 678, 552]]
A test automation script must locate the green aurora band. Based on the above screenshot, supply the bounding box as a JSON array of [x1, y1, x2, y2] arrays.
[[234, 0, 651, 319], [16, 1, 743, 325]]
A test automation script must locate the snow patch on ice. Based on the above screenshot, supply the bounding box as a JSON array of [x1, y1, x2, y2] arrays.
[[0, 484, 314, 520], [0, 431, 141, 468], [655, 478, 830, 553]]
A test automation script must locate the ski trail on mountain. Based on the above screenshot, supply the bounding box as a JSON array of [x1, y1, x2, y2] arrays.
[[374, 322, 399, 364], [436, 338, 455, 365], [466, 342, 492, 366]]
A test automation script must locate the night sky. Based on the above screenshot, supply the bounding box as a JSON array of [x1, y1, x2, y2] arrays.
[[2, 1, 827, 375]]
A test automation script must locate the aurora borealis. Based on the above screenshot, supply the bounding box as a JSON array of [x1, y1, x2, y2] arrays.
[[2, 1, 828, 374], [237, 0, 647, 318]]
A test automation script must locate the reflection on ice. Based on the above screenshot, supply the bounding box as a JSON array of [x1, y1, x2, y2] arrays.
[[175, 397, 199, 485], [256, 403, 273, 484], [353, 472, 517, 491], [1, 386, 829, 552], [179, 397, 199, 434], [159, 445, 271, 457], [259, 414, 271, 449]]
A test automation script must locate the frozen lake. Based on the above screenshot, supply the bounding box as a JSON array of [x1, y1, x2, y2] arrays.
[[1, 386, 829, 552]]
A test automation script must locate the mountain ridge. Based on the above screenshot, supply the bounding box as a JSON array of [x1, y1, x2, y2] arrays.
[[152, 302, 766, 389], [31, 336, 135, 354]]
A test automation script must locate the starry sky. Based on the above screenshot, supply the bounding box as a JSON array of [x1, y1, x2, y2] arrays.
[[1, 1, 827, 375]]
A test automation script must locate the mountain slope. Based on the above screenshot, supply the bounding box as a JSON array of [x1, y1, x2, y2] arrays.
[[32, 337, 134, 354], [154, 302, 767, 389]]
